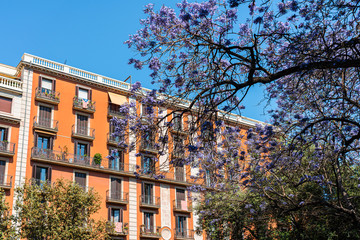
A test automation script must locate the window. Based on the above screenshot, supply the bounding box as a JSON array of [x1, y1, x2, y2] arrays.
[[201, 121, 214, 141], [173, 112, 182, 131], [0, 160, 5, 185], [38, 105, 52, 128], [74, 172, 87, 190], [142, 130, 155, 150], [173, 136, 184, 157], [109, 207, 124, 233], [0, 96, 12, 113], [109, 124, 123, 143], [36, 135, 51, 150], [76, 115, 89, 135], [34, 134, 53, 159], [0, 128, 8, 141], [175, 189, 187, 210], [75, 141, 90, 164], [39, 77, 55, 93], [110, 177, 122, 200], [144, 212, 154, 232], [76, 87, 91, 101], [142, 156, 155, 174], [142, 104, 154, 116], [32, 165, 51, 186], [142, 183, 154, 205], [176, 216, 187, 236], [109, 149, 124, 171]]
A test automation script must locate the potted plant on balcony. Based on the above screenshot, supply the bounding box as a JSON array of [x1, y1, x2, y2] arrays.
[[93, 153, 102, 167]]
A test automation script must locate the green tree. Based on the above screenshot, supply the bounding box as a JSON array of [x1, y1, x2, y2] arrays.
[[14, 179, 109, 240], [0, 189, 15, 239]]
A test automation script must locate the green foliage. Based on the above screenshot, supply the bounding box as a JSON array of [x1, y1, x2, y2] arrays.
[[93, 153, 102, 165], [0, 189, 15, 239], [14, 179, 109, 240]]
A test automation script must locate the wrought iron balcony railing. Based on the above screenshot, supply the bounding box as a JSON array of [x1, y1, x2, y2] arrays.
[[106, 190, 129, 204], [173, 200, 193, 212], [108, 103, 125, 118], [140, 195, 160, 208], [0, 141, 15, 156], [31, 147, 137, 173], [73, 96, 96, 113], [71, 125, 95, 141], [140, 225, 161, 238], [33, 116, 58, 132], [0, 174, 12, 189], [174, 229, 195, 239], [35, 87, 60, 104], [107, 222, 128, 236]]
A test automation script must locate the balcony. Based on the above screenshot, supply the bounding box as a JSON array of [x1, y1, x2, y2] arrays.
[[0, 75, 22, 94], [71, 125, 95, 141], [0, 141, 15, 157], [139, 195, 160, 209], [107, 133, 124, 146], [174, 229, 195, 240], [0, 174, 12, 190], [170, 127, 188, 136], [31, 178, 52, 187], [173, 200, 193, 213], [31, 147, 137, 174], [140, 225, 161, 238], [35, 87, 60, 105], [140, 141, 158, 154], [108, 103, 125, 118], [107, 222, 128, 236], [106, 190, 128, 205], [33, 116, 58, 133], [73, 96, 96, 113]]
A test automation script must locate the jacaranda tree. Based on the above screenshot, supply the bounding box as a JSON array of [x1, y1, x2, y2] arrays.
[[120, 0, 360, 238]]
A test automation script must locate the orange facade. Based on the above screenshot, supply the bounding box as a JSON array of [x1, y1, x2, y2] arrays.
[[0, 54, 261, 240]]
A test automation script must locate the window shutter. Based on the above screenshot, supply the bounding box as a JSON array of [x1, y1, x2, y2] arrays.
[[3, 128, 8, 141], [52, 79, 56, 91], [89, 89, 92, 100], [47, 167, 52, 182], [108, 207, 112, 221], [32, 165, 37, 179], [38, 76, 42, 88], [34, 133, 38, 147], [75, 86, 79, 97], [49, 137, 53, 150], [74, 141, 78, 155], [150, 213, 154, 226], [120, 208, 123, 222], [0, 97, 12, 113]]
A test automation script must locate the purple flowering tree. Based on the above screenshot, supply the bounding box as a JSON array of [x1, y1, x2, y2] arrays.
[[121, 0, 360, 238]]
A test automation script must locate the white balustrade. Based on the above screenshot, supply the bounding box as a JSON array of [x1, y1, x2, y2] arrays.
[[0, 76, 22, 92]]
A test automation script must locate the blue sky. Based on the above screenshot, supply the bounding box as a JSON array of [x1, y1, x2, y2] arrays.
[[0, 0, 271, 122]]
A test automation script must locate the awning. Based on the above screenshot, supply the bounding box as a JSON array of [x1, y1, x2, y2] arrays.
[[108, 92, 127, 105]]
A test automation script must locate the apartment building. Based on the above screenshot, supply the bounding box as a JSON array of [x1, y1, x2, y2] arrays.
[[0, 54, 261, 240]]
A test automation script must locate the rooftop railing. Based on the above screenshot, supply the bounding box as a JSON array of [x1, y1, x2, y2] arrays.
[[0, 76, 22, 92]]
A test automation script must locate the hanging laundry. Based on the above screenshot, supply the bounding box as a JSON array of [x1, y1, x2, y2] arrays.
[[82, 98, 89, 108]]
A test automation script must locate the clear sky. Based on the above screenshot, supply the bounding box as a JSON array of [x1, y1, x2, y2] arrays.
[[0, 0, 271, 122]]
